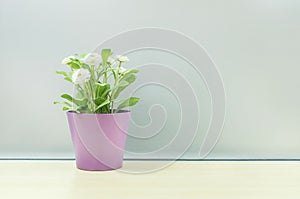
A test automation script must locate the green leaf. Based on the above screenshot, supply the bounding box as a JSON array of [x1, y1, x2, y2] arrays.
[[123, 68, 139, 75], [56, 71, 68, 76], [101, 89, 111, 98], [116, 97, 140, 113], [95, 83, 110, 99], [62, 106, 79, 112], [76, 105, 88, 113], [95, 99, 110, 111], [70, 62, 80, 69], [118, 80, 129, 87], [121, 73, 137, 84], [64, 76, 72, 82], [61, 94, 87, 106], [61, 94, 73, 101], [101, 49, 112, 64], [56, 71, 73, 83], [80, 62, 90, 69], [94, 97, 106, 106], [111, 68, 117, 82], [53, 101, 72, 107], [111, 74, 137, 100], [62, 106, 70, 111]]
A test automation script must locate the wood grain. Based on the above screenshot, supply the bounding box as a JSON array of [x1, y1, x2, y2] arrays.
[[0, 161, 299, 199]]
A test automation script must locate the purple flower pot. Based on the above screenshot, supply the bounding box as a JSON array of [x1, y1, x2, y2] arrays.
[[66, 111, 130, 171]]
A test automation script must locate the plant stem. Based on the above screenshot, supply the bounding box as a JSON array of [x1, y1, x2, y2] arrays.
[[84, 82, 94, 113], [103, 62, 107, 83], [89, 81, 95, 112], [110, 62, 122, 113]]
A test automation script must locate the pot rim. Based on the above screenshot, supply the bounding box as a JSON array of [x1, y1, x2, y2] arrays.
[[67, 110, 130, 115]]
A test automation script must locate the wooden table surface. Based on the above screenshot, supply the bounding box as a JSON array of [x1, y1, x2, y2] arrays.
[[0, 160, 299, 199]]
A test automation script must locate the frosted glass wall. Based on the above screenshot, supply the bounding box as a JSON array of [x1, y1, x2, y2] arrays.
[[0, 0, 299, 159]]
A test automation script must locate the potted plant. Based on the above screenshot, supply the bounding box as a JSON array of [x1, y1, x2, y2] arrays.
[[54, 49, 140, 171]]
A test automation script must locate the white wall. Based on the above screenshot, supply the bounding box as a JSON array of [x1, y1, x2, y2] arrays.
[[0, 0, 299, 159]]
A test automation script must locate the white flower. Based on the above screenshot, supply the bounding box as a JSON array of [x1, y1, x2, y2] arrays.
[[61, 56, 75, 65], [116, 55, 129, 62], [72, 69, 91, 86], [107, 57, 115, 65], [82, 53, 101, 66]]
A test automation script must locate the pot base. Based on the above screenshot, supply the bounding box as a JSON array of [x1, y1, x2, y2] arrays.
[[67, 111, 130, 172], [76, 165, 122, 171], [76, 164, 122, 171]]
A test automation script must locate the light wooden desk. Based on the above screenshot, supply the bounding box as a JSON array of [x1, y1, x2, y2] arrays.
[[0, 161, 299, 199]]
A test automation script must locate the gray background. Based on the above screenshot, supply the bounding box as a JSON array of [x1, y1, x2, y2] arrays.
[[0, 0, 299, 159]]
